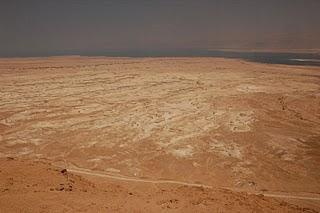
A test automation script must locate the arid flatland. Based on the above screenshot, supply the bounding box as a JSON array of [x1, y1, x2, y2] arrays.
[[0, 57, 319, 212]]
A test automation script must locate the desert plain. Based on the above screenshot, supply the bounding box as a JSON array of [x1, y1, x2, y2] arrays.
[[0, 57, 319, 212]]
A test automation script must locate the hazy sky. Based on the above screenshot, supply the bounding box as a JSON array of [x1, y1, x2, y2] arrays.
[[1, 0, 320, 56]]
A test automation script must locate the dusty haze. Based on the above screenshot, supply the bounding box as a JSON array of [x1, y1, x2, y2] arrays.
[[1, 0, 320, 56]]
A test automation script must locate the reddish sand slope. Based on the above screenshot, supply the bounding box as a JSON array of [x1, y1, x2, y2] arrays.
[[0, 158, 314, 213]]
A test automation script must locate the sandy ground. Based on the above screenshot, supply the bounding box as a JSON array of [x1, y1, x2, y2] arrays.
[[0, 56, 319, 212], [0, 157, 313, 212]]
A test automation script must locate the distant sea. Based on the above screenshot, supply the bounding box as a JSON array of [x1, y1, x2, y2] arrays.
[[205, 50, 320, 67], [87, 50, 320, 67]]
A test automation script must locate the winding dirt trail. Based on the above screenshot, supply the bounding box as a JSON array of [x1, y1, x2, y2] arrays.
[[67, 166, 320, 202]]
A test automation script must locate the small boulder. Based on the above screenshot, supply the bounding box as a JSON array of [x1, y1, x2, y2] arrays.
[[60, 169, 67, 174]]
